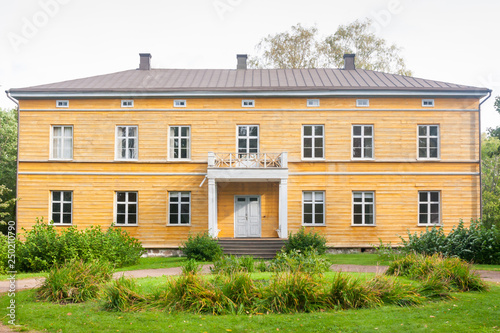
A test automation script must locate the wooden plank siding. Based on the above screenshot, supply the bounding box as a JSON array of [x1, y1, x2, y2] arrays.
[[16, 97, 481, 248]]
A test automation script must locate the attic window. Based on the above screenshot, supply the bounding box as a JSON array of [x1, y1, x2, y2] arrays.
[[422, 99, 435, 107], [307, 99, 320, 107], [121, 100, 134, 108], [174, 100, 186, 108], [56, 100, 69, 108], [356, 99, 369, 107], [242, 100, 255, 107]]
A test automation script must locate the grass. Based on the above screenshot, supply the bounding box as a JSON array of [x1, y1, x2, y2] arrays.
[[3, 284, 499, 332], [325, 253, 392, 266]]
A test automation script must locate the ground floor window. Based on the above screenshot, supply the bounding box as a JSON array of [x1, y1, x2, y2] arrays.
[[116, 191, 138, 225], [303, 191, 325, 225], [51, 191, 72, 224], [419, 191, 440, 225], [353, 191, 375, 225], [169, 192, 191, 225]]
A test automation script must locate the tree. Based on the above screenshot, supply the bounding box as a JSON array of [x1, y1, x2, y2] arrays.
[[249, 19, 412, 76], [0, 108, 17, 232]]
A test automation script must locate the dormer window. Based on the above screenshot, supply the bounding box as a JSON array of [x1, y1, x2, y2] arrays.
[[174, 100, 186, 108], [56, 100, 69, 108], [356, 99, 369, 107], [242, 100, 255, 107], [307, 99, 320, 107], [121, 100, 134, 108], [422, 99, 435, 107]]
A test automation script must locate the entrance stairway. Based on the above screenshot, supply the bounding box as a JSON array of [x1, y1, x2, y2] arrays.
[[218, 238, 287, 259]]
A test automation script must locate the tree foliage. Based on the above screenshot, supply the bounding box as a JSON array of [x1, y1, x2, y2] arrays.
[[0, 108, 17, 231], [249, 19, 412, 76]]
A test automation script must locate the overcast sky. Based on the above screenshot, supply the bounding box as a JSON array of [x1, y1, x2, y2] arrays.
[[1, 0, 499, 131]]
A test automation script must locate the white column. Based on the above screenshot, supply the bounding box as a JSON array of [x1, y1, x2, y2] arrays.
[[208, 178, 218, 237], [278, 178, 288, 238]]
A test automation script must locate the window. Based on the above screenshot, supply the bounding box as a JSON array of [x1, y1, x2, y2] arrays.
[[307, 99, 320, 107], [51, 125, 73, 160], [116, 191, 138, 225], [237, 125, 259, 155], [116, 126, 138, 160], [169, 126, 191, 160], [242, 100, 255, 107], [303, 125, 324, 159], [356, 99, 369, 107], [419, 191, 440, 225], [352, 125, 373, 159], [422, 99, 435, 107], [303, 191, 325, 225], [169, 192, 191, 225], [56, 100, 69, 108], [174, 100, 186, 107], [353, 192, 375, 225], [121, 100, 134, 107], [51, 191, 72, 224], [418, 125, 439, 159]]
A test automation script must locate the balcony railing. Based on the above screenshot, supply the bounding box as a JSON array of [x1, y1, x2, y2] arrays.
[[208, 152, 287, 168]]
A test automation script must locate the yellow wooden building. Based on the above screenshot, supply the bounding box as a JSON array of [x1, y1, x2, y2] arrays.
[[8, 53, 491, 252]]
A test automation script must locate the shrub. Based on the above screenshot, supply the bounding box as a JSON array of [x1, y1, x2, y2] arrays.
[[37, 259, 113, 303], [181, 232, 223, 261], [181, 258, 201, 275], [211, 255, 256, 275], [0, 234, 8, 274], [284, 227, 327, 254], [269, 248, 331, 274]]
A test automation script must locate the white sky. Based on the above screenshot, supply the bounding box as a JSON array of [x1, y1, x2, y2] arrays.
[[1, 0, 499, 131]]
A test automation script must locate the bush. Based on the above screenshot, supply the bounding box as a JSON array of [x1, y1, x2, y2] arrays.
[[0, 234, 8, 274], [15, 218, 145, 272], [284, 227, 327, 254], [181, 258, 201, 275], [181, 232, 223, 261], [269, 249, 331, 274], [212, 255, 256, 275], [37, 259, 113, 303]]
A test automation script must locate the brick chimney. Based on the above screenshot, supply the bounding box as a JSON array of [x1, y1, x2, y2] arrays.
[[343, 54, 355, 70], [237, 54, 248, 69], [139, 53, 152, 70]]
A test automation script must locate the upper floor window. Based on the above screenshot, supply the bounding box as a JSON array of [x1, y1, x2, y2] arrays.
[[237, 125, 259, 155], [51, 125, 73, 160], [352, 125, 373, 159], [51, 191, 72, 225], [242, 100, 255, 107], [356, 99, 369, 107], [307, 99, 320, 107], [353, 191, 375, 225], [169, 192, 191, 225], [422, 99, 435, 107], [419, 191, 440, 225], [418, 125, 439, 159], [116, 126, 138, 160], [169, 126, 191, 160], [303, 125, 324, 159], [121, 100, 134, 108], [116, 191, 138, 225], [303, 191, 325, 225], [174, 100, 186, 107], [56, 100, 69, 108]]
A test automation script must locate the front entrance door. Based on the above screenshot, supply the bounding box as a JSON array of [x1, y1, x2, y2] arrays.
[[234, 196, 261, 237]]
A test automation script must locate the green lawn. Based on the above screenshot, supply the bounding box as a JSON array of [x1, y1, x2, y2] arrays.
[[3, 282, 499, 332]]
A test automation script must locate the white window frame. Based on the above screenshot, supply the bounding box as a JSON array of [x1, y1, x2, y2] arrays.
[[51, 125, 73, 160], [168, 191, 191, 225], [302, 191, 325, 226], [242, 100, 255, 107], [237, 125, 259, 155], [356, 99, 369, 107], [417, 125, 440, 160], [115, 125, 138, 160], [352, 125, 374, 159], [115, 191, 138, 226], [422, 99, 435, 107], [352, 191, 375, 226], [302, 125, 324, 160], [50, 191, 73, 225], [169, 126, 191, 160], [174, 100, 186, 108], [56, 100, 69, 108], [418, 191, 441, 226], [121, 100, 134, 108], [307, 99, 320, 107]]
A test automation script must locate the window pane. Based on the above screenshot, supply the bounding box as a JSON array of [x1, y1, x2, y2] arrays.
[[249, 139, 258, 149], [63, 203, 71, 213], [363, 138, 372, 148], [53, 127, 62, 136], [419, 214, 428, 224], [181, 138, 188, 148], [170, 127, 177, 136], [430, 148, 438, 158], [354, 204, 362, 214], [430, 214, 439, 224], [63, 214, 71, 224], [314, 126, 323, 136], [238, 139, 247, 149], [304, 138, 312, 148], [304, 192, 312, 201], [53, 191, 61, 201], [181, 149, 187, 158], [430, 192, 439, 202], [419, 126, 427, 136], [364, 126, 372, 136], [430, 204, 439, 213], [52, 213, 60, 223], [353, 126, 361, 136], [365, 204, 373, 214], [353, 215, 362, 224], [304, 148, 312, 158], [304, 214, 313, 224], [430, 138, 438, 148], [365, 215, 373, 225], [315, 213, 323, 224], [419, 148, 427, 158], [353, 193, 362, 201], [169, 214, 178, 224], [170, 194, 179, 202], [303, 126, 312, 136], [419, 204, 428, 214], [116, 214, 125, 224], [304, 203, 313, 214], [128, 192, 137, 202], [430, 126, 438, 136], [181, 127, 189, 136], [128, 127, 136, 137], [129, 204, 137, 214], [419, 138, 427, 148], [181, 214, 190, 224], [419, 192, 428, 202], [353, 138, 361, 148], [117, 204, 126, 214], [249, 127, 258, 136], [365, 192, 374, 200], [117, 192, 126, 202], [170, 204, 178, 214], [181, 204, 189, 214], [314, 148, 323, 158], [364, 148, 372, 158], [315, 192, 324, 201], [315, 204, 323, 213], [64, 127, 72, 136], [314, 138, 323, 148], [238, 126, 247, 136], [63, 191, 71, 201], [128, 214, 137, 224], [53, 203, 61, 213], [353, 148, 361, 158]]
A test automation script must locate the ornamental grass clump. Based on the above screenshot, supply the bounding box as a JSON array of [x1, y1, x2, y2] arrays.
[[102, 276, 147, 312], [38, 259, 113, 304], [269, 248, 331, 274], [366, 275, 425, 306], [327, 273, 380, 310], [216, 271, 259, 309]]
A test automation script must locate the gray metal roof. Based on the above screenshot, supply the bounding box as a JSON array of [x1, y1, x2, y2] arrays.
[[9, 68, 490, 96]]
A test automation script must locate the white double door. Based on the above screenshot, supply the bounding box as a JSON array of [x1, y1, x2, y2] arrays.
[[234, 196, 261, 238]]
